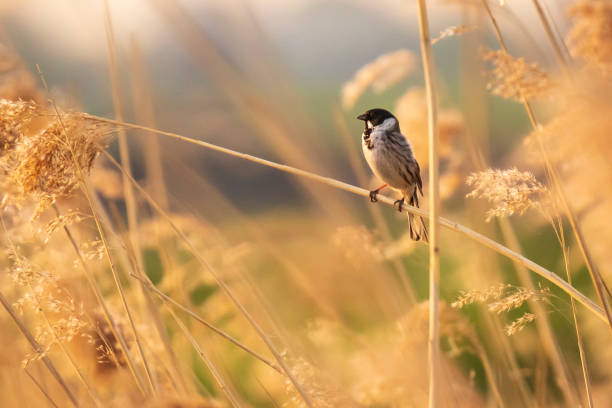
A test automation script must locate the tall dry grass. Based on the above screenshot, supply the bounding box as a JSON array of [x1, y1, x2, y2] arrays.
[[1, 1, 612, 407]]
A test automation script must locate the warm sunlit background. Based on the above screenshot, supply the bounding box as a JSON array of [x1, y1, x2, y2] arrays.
[[1, 0, 611, 407]]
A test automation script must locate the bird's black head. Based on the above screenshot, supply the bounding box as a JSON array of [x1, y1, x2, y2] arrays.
[[356, 108, 396, 127]]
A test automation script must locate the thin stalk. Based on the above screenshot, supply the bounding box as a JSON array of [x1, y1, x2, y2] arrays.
[[130, 273, 283, 375], [166, 307, 242, 408], [24, 369, 60, 408], [100, 152, 313, 407], [168, 155, 341, 321], [81, 113, 606, 323], [498, 220, 578, 406], [0, 291, 79, 407], [103, 1, 156, 395], [416, 0, 441, 406], [128, 36, 168, 209], [458, 16, 534, 404], [36, 65, 148, 396], [34, 298, 103, 408], [531, 0, 570, 75], [126, 36, 192, 395], [0, 219, 103, 407], [474, 344, 504, 408], [552, 217, 594, 408], [53, 203, 145, 394], [481, 0, 612, 334]]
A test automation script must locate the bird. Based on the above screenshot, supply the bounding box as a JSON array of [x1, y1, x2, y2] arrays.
[[357, 108, 428, 242]]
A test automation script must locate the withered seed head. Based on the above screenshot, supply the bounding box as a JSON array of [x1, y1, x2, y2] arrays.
[[0, 99, 111, 216], [483, 49, 551, 101]]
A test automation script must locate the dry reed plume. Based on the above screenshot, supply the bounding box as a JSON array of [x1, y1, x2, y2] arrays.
[[483, 49, 552, 101]]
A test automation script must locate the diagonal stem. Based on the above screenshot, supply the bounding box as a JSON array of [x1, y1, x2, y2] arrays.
[[0, 291, 79, 407], [81, 113, 606, 324], [101, 151, 313, 407]]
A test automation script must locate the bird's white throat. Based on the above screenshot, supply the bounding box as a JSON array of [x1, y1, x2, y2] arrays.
[[377, 117, 397, 132]]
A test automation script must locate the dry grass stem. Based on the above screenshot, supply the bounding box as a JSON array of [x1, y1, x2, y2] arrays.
[[415, 1, 441, 406], [165, 307, 242, 408], [3, 6, 611, 403], [0, 291, 79, 407], [130, 272, 283, 375], [101, 151, 313, 407], [77, 113, 606, 324], [432, 25, 478, 44], [482, 0, 612, 335]]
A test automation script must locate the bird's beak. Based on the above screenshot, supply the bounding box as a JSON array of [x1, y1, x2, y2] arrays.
[[356, 113, 368, 121]]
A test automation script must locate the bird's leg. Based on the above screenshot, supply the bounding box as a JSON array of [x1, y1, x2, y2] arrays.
[[369, 184, 387, 202], [394, 197, 405, 212]]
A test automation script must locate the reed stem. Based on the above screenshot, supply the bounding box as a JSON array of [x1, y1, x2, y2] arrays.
[[416, 0, 441, 406], [82, 114, 607, 324]]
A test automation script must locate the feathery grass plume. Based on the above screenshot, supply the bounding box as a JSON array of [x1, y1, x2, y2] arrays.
[[487, 286, 550, 314], [40, 210, 90, 243], [5, 245, 91, 365], [0, 104, 112, 216], [505, 313, 536, 336], [341, 50, 415, 109], [483, 49, 551, 101], [0, 99, 36, 155], [524, 75, 612, 279], [452, 284, 550, 312], [282, 354, 359, 408], [452, 284, 549, 337], [466, 168, 547, 221], [432, 26, 478, 44], [451, 283, 510, 309], [567, 0, 612, 74], [86, 310, 130, 374]]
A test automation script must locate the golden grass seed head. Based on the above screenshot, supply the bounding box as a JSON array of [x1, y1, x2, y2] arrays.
[[505, 313, 536, 336], [524, 73, 612, 279], [432, 25, 478, 45], [451, 283, 510, 309], [1, 109, 111, 216], [483, 49, 551, 101], [567, 0, 612, 74], [0, 99, 36, 155], [487, 286, 550, 314], [6, 245, 92, 365], [466, 168, 547, 221]]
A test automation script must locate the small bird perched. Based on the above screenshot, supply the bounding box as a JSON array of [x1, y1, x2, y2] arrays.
[[357, 108, 428, 242]]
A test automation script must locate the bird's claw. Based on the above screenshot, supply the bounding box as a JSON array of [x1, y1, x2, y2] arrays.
[[394, 198, 405, 212], [369, 190, 379, 203]]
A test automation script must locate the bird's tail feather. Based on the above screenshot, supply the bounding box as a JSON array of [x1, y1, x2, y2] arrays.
[[408, 213, 429, 243], [407, 189, 429, 243]]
